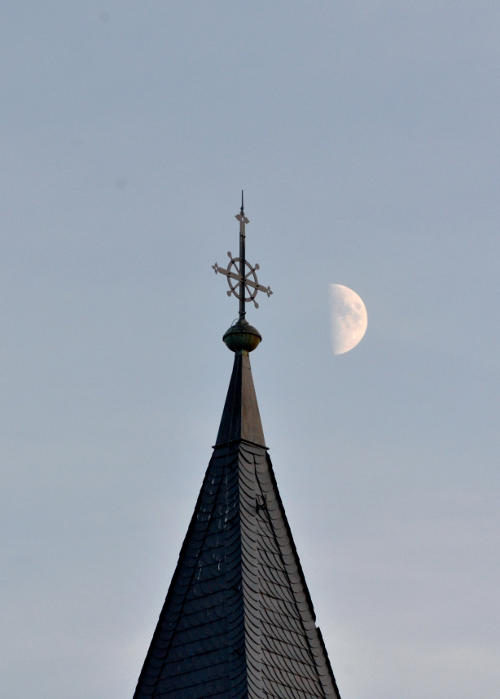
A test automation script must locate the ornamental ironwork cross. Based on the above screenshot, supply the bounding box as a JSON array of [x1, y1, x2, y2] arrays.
[[212, 193, 273, 320]]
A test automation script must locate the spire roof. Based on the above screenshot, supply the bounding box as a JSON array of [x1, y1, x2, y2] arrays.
[[133, 202, 341, 698]]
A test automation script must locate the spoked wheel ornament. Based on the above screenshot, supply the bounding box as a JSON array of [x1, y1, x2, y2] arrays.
[[215, 253, 271, 309], [212, 193, 273, 320]]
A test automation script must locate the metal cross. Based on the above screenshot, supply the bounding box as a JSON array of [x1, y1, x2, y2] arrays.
[[212, 192, 273, 320]]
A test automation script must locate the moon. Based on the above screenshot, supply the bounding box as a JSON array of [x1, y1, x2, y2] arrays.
[[329, 283, 368, 355]]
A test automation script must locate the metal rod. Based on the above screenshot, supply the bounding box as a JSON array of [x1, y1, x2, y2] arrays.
[[239, 191, 245, 320]]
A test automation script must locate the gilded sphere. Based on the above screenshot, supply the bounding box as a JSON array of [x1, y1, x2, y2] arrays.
[[223, 319, 262, 352]]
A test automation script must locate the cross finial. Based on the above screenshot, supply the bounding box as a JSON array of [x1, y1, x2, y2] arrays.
[[212, 196, 273, 320], [235, 192, 249, 231]]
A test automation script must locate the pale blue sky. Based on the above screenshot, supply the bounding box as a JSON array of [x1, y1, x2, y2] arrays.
[[1, 2, 499, 697]]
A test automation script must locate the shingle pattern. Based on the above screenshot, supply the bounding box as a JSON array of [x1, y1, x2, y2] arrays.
[[134, 445, 247, 698], [134, 351, 341, 698], [238, 440, 340, 698]]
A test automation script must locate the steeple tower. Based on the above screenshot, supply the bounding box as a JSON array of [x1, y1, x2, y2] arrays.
[[133, 201, 342, 698]]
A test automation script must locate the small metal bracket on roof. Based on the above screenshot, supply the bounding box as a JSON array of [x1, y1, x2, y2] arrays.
[[255, 495, 267, 515], [212, 192, 273, 320]]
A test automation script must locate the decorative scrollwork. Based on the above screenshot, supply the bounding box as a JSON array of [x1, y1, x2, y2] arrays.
[[212, 199, 273, 316]]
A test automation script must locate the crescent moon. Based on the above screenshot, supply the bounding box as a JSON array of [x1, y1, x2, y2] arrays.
[[329, 283, 368, 355]]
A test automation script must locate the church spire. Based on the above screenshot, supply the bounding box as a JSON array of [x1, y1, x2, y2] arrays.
[[133, 200, 342, 698]]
